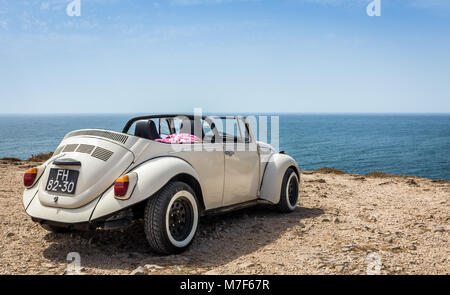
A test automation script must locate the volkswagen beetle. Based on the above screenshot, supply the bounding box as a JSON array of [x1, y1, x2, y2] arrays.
[[22, 114, 300, 254]]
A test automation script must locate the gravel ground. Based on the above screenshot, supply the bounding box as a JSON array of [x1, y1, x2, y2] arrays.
[[0, 159, 448, 275]]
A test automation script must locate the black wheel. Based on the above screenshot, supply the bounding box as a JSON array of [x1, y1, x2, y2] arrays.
[[276, 168, 299, 213], [144, 181, 199, 255], [40, 224, 70, 233]]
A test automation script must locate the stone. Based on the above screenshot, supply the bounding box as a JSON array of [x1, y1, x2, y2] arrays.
[[130, 266, 146, 275], [241, 262, 255, 268], [144, 264, 165, 270], [433, 227, 445, 233], [42, 263, 55, 269], [406, 179, 418, 186]]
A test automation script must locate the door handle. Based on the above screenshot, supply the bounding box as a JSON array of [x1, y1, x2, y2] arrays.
[[224, 150, 235, 156]]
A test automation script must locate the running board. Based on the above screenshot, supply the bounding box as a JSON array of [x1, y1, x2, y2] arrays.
[[202, 199, 272, 216]]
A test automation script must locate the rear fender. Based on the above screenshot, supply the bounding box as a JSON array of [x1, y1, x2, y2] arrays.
[[259, 154, 300, 204], [90, 157, 201, 220]]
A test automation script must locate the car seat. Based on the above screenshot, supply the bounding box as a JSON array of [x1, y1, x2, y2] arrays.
[[134, 120, 161, 140]]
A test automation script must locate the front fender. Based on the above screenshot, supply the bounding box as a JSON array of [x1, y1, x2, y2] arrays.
[[259, 153, 300, 204], [90, 156, 201, 221]]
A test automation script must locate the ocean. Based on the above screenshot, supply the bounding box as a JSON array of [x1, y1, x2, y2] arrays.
[[0, 114, 449, 180]]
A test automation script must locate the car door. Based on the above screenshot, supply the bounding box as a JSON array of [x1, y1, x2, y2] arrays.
[[171, 117, 225, 210], [222, 118, 260, 206]]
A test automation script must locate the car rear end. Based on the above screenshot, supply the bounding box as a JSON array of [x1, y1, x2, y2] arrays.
[[22, 129, 146, 229]]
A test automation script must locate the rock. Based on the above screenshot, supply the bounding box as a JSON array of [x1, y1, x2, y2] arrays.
[[433, 227, 445, 233], [390, 246, 402, 252], [333, 217, 340, 223], [413, 222, 425, 228], [241, 262, 255, 268], [369, 216, 377, 222], [322, 218, 330, 222], [205, 269, 220, 275], [386, 237, 393, 243], [406, 179, 418, 186], [42, 263, 55, 269], [336, 265, 345, 272], [6, 232, 14, 237], [130, 266, 146, 275], [144, 264, 165, 270]]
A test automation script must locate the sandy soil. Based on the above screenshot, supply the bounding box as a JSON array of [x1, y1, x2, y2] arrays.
[[0, 159, 448, 275]]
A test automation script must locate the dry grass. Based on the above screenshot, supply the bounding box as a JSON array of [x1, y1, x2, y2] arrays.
[[27, 152, 53, 162], [364, 171, 410, 178], [315, 167, 347, 175], [0, 157, 22, 162]]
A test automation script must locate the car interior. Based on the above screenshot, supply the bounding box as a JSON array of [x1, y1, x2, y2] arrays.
[[132, 117, 248, 144]]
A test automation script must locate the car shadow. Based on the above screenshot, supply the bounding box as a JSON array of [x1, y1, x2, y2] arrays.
[[42, 205, 323, 272]]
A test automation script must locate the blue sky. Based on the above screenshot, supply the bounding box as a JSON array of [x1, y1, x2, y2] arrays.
[[0, 0, 449, 113]]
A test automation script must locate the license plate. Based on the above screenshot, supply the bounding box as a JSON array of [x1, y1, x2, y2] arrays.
[[45, 168, 79, 195]]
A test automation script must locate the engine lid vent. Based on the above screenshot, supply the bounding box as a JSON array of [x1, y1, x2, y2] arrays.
[[65, 130, 128, 144], [76, 144, 95, 154], [62, 144, 79, 153], [91, 147, 114, 162]]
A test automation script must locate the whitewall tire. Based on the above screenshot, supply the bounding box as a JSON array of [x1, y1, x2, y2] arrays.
[[144, 181, 199, 254]]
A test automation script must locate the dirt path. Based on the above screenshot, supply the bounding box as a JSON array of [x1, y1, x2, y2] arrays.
[[0, 160, 448, 274]]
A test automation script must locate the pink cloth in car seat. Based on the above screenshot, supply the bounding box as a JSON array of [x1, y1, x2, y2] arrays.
[[156, 133, 202, 144]]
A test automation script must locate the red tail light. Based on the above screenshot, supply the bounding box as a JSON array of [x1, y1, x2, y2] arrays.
[[114, 175, 129, 197], [24, 168, 38, 187]]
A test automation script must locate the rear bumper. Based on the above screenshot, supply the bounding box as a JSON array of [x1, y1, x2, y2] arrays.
[[31, 217, 93, 231], [31, 215, 134, 231], [24, 185, 140, 229], [25, 192, 99, 224]]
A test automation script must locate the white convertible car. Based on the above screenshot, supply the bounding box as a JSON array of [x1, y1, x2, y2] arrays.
[[22, 114, 300, 254]]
